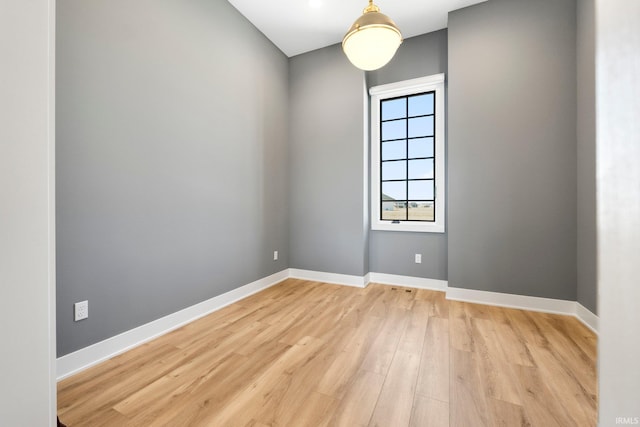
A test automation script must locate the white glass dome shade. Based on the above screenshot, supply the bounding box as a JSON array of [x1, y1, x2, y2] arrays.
[[342, 1, 403, 71]]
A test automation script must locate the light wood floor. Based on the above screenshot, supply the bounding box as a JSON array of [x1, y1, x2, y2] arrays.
[[58, 279, 597, 426]]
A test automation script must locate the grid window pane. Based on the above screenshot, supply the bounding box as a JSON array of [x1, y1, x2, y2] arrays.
[[377, 90, 440, 223], [408, 201, 434, 221], [408, 137, 434, 158], [408, 180, 434, 200], [381, 98, 406, 121], [382, 140, 406, 161], [408, 116, 434, 138], [382, 160, 406, 181], [408, 159, 434, 179], [409, 93, 434, 116], [382, 120, 407, 140], [382, 201, 407, 220], [382, 181, 406, 201]]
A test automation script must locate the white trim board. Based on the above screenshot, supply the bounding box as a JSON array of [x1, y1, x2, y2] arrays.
[[446, 286, 577, 315], [368, 272, 447, 291], [287, 269, 447, 291], [575, 303, 599, 334], [56, 269, 289, 381], [288, 268, 367, 288], [447, 286, 599, 335], [58, 268, 599, 381], [289, 269, 598, 334]]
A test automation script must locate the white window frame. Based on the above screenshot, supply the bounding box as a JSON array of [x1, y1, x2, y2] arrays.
[[370, 74, 446, 233]]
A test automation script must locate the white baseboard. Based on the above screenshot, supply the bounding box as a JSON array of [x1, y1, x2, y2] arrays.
[[56, 269, 289, 381], [447, 286, 599, 335], [59, 268, 599, 381], [446, 286, 577, 315], [287, 269, 446, 291], [288, 269, 599, 333], [368, 272, 447, 291], [288, 268, 367, 288], [575, 303, 599, 334]]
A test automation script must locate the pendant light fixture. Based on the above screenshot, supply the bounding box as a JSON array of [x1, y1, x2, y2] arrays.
[[342, 0, 403, 71]]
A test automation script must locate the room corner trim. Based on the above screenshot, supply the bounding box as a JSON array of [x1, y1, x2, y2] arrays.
[[447, 286, 599, 334], [575, 303, 599, 335], [288, 268, 368, 288], [445, 286, 577, 315], [287, 269, 447, 291], [56, 269, 289, 381], [287, 270, 599, 333], [368, 272, 447, 291]]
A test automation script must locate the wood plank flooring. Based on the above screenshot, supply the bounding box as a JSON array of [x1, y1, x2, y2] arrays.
[[57, 279, 597, 426]]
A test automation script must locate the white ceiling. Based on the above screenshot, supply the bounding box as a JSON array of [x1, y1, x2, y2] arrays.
[[227, 0, 487, 57]]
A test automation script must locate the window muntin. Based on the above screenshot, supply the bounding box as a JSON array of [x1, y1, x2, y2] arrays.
[[370, 74, 445, 233], [380, 92, 436, 222]]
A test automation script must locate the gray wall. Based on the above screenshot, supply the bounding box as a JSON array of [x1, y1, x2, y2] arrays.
[[597, 0, 640, 421], [367, 30, 448, 88], [576, 0, 597, 314], [367, 30, 449, 281], [447, 0, 578, 299], [56, 0, 597, 362], [56, 0, 289, 356], [288, 44, 368, 276], [0, 0, 56, 424]]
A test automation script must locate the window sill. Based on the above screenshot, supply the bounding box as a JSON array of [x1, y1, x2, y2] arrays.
[[371, 222, 445, 233]]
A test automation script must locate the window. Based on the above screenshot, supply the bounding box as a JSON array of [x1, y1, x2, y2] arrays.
[[370, 74, 445, 233]]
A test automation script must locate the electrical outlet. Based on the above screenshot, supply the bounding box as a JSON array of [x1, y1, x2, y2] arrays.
[[415, 254, 422, 264], [274, 250, 278, 261], [74, 300, 88, 321]]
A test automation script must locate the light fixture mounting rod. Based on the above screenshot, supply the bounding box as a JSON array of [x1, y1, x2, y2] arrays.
[[363, 0, 380, 14]]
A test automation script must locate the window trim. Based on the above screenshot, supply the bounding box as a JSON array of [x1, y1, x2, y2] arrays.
[[370, 74, 446, 233]]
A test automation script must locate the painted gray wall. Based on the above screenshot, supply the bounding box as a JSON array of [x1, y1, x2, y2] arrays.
[[597, 0, 640, 422], [367, 30, 449, 280], [447, 0, 578, 299], [288, 44, 368, 276], [56, 0, 289, 356], [576, 0, 597, 314], [367, 30, 448, 88], [0, 0, 56, 424]]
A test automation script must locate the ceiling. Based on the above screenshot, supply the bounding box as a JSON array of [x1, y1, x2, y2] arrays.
[[227, 0, 487, 57]]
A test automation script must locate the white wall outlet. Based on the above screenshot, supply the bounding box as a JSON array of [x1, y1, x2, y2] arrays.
[[274, 250, 278, 261], [415, 254, 422, 264], [74, 300, 88, 321]]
